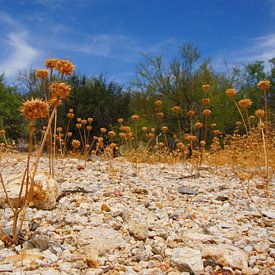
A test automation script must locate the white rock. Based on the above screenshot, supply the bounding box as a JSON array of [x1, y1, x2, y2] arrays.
[[171, 247, 204, 274], [202, 244, 248, 271]]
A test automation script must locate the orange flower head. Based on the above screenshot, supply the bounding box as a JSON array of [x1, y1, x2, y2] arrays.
[[225, 88, 237, 97], [202, 84, 210, 93], [187, 110, 195, 117], [56, 59, 75, 75], [171, 106, 181, 113], [255, 109, 265, 118], [131, 114, 140, 122], [154, 100, 162, 108], [202, 109, 212, 117], [35, 69, 48, 79], [20, 99, 49, 121], [238, 99, 252, 109], [45, 58, 58, 69], [257, 80, 270, 91]]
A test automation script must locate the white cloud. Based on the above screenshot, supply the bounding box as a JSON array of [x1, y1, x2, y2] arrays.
[[213, 33, 275, 71], [0, 32, 40, 78]]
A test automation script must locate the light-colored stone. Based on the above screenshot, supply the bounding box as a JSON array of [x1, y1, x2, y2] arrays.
[[128, 221, 148, 240], [171, 247, 204, 274], [202, 244, 248, 271]]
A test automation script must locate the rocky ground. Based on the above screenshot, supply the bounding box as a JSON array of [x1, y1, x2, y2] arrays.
[[0, 152, 274, 275]]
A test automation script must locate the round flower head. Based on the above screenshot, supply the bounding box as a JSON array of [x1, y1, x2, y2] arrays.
[[171, 106, 181, 113], [56, 59, 75, 75], [202, 109, 212, 117], [131, 115, 140, 121], [76, 123, 82, 129], [20, 99, 49, 121], [225, 88, 237, 97], [50, 82, 71, 100], [185, 135, 197, 142], [88, 117, 93, 123], [257, 80, 270, 91], [161, 126, 168, 133], [119, 132, 126, 139], [195, 122, 203, 129], [67, 112, 75, 119], [45, 58, 58, 69], [117, 118, 124, 124], [202, 84, 210, 93], [187, 110, 195, 117], [86, 125, 92, 131], [35, 69, 48, 79], [72, 139, 80, 149], [157, 112, 164, 119], [238, 99, 252, 109], [108, 131, 116, 138], [100, 128, 107, 134], [142, 127, 148, 132], [67, 132, 72, 137], [154, 100, 162, 108], [210, 123, 217, 129], [202, 98, 210, 105], [213, 129, 220, 136], [255, 109, 265, 118], [81, 119, 87, 125]]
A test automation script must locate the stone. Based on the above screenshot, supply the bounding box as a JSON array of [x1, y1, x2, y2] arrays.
[[202, 244, 248, 271], [101, 203, 111, 212], [170, 247, 204, 274], [262, 210, 275, 219], [29, 173, 62, 210], [132, 187, 149, 195], [28, 234, 49, 251], [128, 221, 148, 240], [80, 227, 126, 256], [178, 186, 198, 195]]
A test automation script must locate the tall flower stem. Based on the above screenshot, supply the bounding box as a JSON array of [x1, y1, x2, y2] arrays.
[[232, 98, 248, 135]]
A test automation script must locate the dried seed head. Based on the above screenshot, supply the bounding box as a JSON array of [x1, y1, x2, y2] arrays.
[[88, 117, 93, 123], [187, 110, 195, 117], [255, 109, 265, 118], [77, 118, 81, 122], [151, 128, 155, 133], [202, 98, 210, 105], [35, 69, 48, 79], [100, 128, 107, 134], [49, 82, 71, 100], [86, 125, 92, 131], [20, 99, 49, 121], [72, 139, 80, 148], [131, 115, 140, 121], [235, 121, 242, 127], [57, 127, 62, 132], [45, 58, 58, 69], [148, 133, 155, 139], [67, 132, 72, 137], [200, 141, 206, 147], [124, 127, 131, 133], [117, 118, 124, 124], [161, 126, 168, 133], [81, 119, 87, 125], [202, 109, 212, 117], [142, 127, 148, 132], [202, 84, 210, 93], [238, 99, 252, 109], [257, 80, 270, 91], [67, 113, 75, 119], [195, 122, 203, 129], [56, 59, 75, 75], [76, 123, 82, 129], [154, 100, 162, 108], [69, 108, 73, 113], [213, 129, 220, 136], [108, 131, 116, 138], [119, 132, 126, 138], [185, 135, 197, 142], [210, 123, 217, 129], [171, 106, 181, 113], [176, 142, 185, 149], [225, 88, 237, 97], [157, 112, 164, 119]]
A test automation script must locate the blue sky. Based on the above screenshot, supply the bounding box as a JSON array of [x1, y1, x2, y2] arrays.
[[0, 0, 274, 86]]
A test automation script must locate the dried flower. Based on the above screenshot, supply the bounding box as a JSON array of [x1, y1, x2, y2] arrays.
[[257, 80, 270, 91], [213, 129, 220, 136], [235, 121, 242, 127], [202, 84, 210, 93], [86, 125, 92, 131], [72, 139, 80, 149], [202, 98, 210, 105], [161, 126, 168, 133], [119, 132, 126, 138], [200, 141, 206, 147], [195, 122, 203, 129], [35, 69, 48, 79], [100, 128, 107, 134], [202, 109, 212, 117], [142, 127, 148, 132], [187, 110, 195, 117], [117, 118, 124, 124], [255, 109, 265, 118], [50, 82, 71, 100], [20, 99, 49, 121], [88, 117, 93, 123], [57, 127, 62, 132], [67, 112, 75, 119], [171, 106, 181, 113], [210, 123, 217, 129], [185, 135, 197, 142], [108, 131, 116, 138], [56, 59, 75, 75], [131, 115, 140, 121], [238, 99, 252, 109], [154, 100, 162, 108], [225, 88, 237, 97], [81, 119, 87, 125], [157, 112, 164, 119], [67, 132, 72, 137], [45, 58, 58, 69], [76, 124, 82, 129]]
